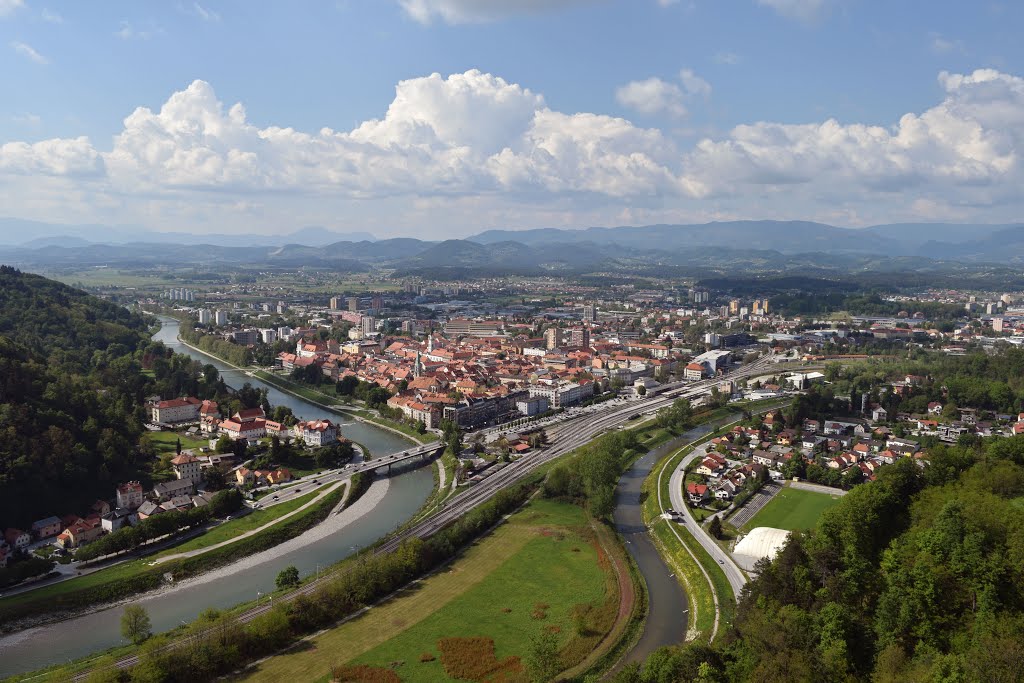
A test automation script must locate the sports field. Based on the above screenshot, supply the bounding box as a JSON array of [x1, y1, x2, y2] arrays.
[[240, 499, 623, 683], [742, 486, 841, 532]]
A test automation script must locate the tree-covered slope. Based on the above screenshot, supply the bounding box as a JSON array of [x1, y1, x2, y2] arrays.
[[0, 266, 225, 526]]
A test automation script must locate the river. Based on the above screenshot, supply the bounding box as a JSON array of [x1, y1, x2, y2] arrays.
[[613, 422, 716, 669], [0, 317, 434, 678]]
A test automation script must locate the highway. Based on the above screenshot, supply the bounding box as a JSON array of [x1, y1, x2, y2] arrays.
[[255, 441, 444, 509], [73, 356, 816, 680]]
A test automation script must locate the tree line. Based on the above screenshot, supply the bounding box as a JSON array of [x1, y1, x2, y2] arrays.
[[74, 490, 242, 562], [612, 435, 1024, 682]]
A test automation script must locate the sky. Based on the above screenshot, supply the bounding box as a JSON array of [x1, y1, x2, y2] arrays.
[[1, 0, 1023, 240]]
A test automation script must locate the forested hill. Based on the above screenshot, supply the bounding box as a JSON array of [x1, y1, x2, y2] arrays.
[[630, 439, 1024, 683], [0, 267, 223, 526], [0, 265, 151, 371]]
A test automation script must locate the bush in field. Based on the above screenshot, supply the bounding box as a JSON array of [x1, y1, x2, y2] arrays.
[[438, 637, 524, 681]]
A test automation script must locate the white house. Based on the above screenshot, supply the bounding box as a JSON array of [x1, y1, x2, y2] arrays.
[[170, 453, 203, 486], [116, 481, 145, 510], [292, 419, 339, 447]]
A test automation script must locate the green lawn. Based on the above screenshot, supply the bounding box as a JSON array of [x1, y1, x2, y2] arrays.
[[148, 430, 208, 455], [149, 490, 320, 559], [240, 499, 615, 683], [742, 486, 842, 532]]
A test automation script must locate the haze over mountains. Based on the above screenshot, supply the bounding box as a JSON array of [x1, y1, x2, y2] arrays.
[[1, 219, 1022, 271]]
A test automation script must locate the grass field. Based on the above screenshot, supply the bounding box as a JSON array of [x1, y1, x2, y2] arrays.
[[149, 490, 320, 559], [239, 499, 618, 683], [148, 430, 208, 455], [742, 486, 841, 532]]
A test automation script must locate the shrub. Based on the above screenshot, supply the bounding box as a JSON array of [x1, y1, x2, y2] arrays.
[[437, 637, 523, 681]]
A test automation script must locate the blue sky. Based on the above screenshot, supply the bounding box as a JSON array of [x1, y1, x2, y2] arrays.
[[1, 0, 1022, 239]]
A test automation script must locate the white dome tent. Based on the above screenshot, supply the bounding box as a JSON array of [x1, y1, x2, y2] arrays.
[[733, 527, 791, 572]]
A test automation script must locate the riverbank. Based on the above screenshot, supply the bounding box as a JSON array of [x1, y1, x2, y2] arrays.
[[249, 369, 433, 445], [164, 477, 386, 595], [168, 330, 426, 447], [0, 484, 347, 634]]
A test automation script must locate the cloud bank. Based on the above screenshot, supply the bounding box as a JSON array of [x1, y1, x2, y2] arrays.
[[1, 68, 1022, 233]]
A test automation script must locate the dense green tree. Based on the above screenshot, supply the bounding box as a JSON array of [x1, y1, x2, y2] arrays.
[[121, 605, 152, 645], [275, 566, 300, 590]]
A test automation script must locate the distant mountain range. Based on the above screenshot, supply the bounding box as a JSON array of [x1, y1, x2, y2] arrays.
[[0, 218, 376, 247], [2, 219, 1023, 274]]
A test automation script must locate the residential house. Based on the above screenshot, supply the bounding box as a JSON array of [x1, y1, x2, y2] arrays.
[[30, 516, 62, 540], [752, 450, 783, 469], [101, 508, 136, 532], [714, 480, 738, 500], [266, 468, 292, 485], [116, 481, 145, 510], [886, 437, 921, 456], [137, 501, 163, 520], [161, 495, 193, 513], [170, 453, 203, 486], [4, 528, 31, 550], [57, 518, 103, 549], [695, 457, 725, 477], [927, 402, 943, 415], [153, 478, 194, 501], [235, 468, 255, 487], [292, 419, 339, 447], [686, 482, 710, 505]]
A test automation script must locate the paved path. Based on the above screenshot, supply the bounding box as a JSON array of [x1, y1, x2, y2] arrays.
[[153, 480, 347, 564], [727, 482, 783, 529], [789, 481, 848, 496]]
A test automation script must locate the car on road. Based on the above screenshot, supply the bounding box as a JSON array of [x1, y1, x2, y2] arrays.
[[312, 479, 319, 484], [718, 559, 724, 564], [294, 488, 301, 493], [272, 495, 278, 500]]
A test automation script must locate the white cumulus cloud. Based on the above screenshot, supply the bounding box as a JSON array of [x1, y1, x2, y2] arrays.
[[681, 68, 1024, 203], [3, 68, 1024, 232], [0, 137, 103, 176], [616, 78, 687, 118]]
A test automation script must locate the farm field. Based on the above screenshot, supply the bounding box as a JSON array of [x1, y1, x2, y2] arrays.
[[742, 486, 841, 532], [238, 499, 622, 683]]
